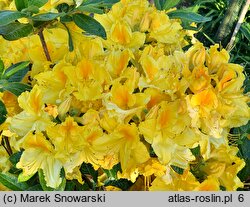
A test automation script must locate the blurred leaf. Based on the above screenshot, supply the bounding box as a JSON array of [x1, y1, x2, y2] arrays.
[[73, 13, 106, 39], [171, 165, 184, 174], [195, 0, 217, 5], [56, 3, 70, 13], [65, 180, 76, 191], [80, 162, 98, 184], [0, 58, 4, 75], [240, 23, 250, 42], [104, 178, 133, 190], [80, 0, 119, 9], [0, 22, 33, 41], [168, 10, 212, 23], [31, 12, 64, 21], [0, 81, 32, 96], [38, 169, 66, 191], [163, 0, 181, 10], [62, 23, 74, 51], [238, 136, 250, 181], [21, 6, 40, 15], [15, 0, 28, 11], [28, 0, 48, 8], [190, 145, 201, 158], [2, 61, 30, 82], [0, 11, 26, 26], [103, 163, 121, 180], [0, 172, 29, 191], [154, 0, 165, 10], [0, 100, 7, 125], [76, 5, 104, 14], [27, 184, 43, 191], [9, 151, 23, 166]]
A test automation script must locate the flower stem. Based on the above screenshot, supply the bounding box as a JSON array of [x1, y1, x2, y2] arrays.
[[38, 29, 52, 62]]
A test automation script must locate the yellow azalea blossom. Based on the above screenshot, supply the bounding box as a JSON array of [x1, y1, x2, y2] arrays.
[[106, 49, 132, 78], [201, 144, 245, 190], [139, 100, 194, 168], [109, 21, 146, 49], [216, 63, 245, 93], [16, 132, 63, 188], [194, 176, 220, 191], [138, 158, 166, 178], [206, 44, 230, 74], [185, 65, 211, 93], [35, 61, 73, 104], [149, 10, 183, 44], [1, 91, 21, 116], [186, 42, 206, 69], [47, 117, 104, 172], [9, 86, 54, 136], [0, 37, 29, 68], [0, 147, 11, 172], [150, 169, 200, 191], [190, 88, 218, 117], [94, 123, 150, 175]]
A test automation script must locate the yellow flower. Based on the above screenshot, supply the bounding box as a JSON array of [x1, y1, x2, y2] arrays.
[[202, 144, 245, 190], [94, 123, 150, 176], [47, 117, 104, 172], [190, 88, 218, 116], [216, 63, 245, 93], [150, 169, 199, 191], [149, 10, 183, 44], [186, 66, 211, 93], [206, 44, 230, 74], [10, 86, 54, 136], [140, 100, 194, 168], [186, 42, 206, 69], [109, 21, 146, 49], [35, 61, 72, 104], [194, 176, 220, 191], [106, 49, 132, 78], [16, 132, 63, 188]]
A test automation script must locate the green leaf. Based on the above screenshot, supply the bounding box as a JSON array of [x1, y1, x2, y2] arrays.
[[9, 151, 23, 166], [240, 23, 250, 42], [0, 100, 7, 125], [104, 179, 133, 190], [103, 163, 121, 180], [3, 61, 30, 81], [0, 172, 29, 191], [171, 165, 184, 174], [168, 10, 212, 23], [27, 184, 43, 191], [62, 23, 74, 51], [38, 169, 66, 191], [0, 81, 32, 96], [21, 6, 40, 15], [163, 0, 181, 10], [0, 22, 33, 41], [28, 0, 48, 8], [80, 0, 119, 9], [76, 5, 104, 14], [0, 11, 26, 26], [80, 162, 98, 184], [190, 145, 201, 158], [31, 12, 63, 21], [15, 0, 28, 11], [0, 58, 4, 75], [154, 0, 166, 10], [56, 3, 70, 13], [73, 13, 106, 39]]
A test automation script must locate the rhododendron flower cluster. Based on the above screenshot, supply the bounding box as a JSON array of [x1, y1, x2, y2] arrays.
[[0, 0, 249, 191]]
